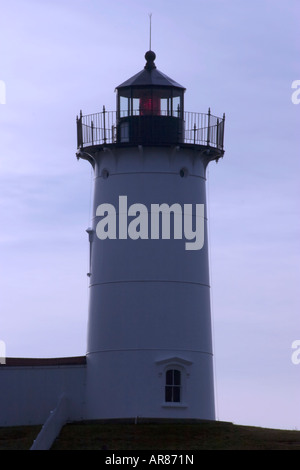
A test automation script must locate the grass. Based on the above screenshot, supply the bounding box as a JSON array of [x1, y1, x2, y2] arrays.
[[50, 420, 300, 450], [0, 425, 41, 450], [1, 420, 299, 450]]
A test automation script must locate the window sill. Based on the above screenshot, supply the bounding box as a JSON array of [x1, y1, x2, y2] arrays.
[[161, 402, 188, 409]]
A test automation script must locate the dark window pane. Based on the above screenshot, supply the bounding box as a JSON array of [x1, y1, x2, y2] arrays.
[[166, 369, 173, 385], [174, 370, 181, 385], [165, 386, 172, 402], [173, 386, 181, 402]]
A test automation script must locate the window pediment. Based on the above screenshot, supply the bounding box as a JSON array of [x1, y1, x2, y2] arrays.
[[155, 356, 193, 367]]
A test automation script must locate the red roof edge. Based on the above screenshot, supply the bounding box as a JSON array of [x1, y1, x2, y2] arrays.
[[2, 356, 87, 367]]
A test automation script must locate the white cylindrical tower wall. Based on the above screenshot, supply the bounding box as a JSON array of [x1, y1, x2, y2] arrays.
[[85, 145, 215, 420]]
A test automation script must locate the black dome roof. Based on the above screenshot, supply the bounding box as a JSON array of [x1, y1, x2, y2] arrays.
[[116, 51, 185, 90]]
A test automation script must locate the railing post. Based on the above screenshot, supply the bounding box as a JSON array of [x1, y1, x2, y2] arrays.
[[222, 112, 225, 150], [193, 123, 196, 145], [80, 110, 83, 147], [76, 110, 83, 149], [207, 107, 211, 146], [91, 120, 94, 146], [112, 125, 116, 143], [216, 118, 219, 149], [76, 115, 79, 148], [103, 105, 107, 144]]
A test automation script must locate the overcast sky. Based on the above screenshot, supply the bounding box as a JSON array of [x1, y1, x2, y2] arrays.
[[0, 0, 299, 431]]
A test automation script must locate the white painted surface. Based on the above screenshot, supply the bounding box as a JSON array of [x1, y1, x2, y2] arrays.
[[0, 364, 86, 426], [85, 145, 215, 420]]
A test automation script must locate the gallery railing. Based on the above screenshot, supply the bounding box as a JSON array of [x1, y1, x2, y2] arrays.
[[77, 107, 225, 151]]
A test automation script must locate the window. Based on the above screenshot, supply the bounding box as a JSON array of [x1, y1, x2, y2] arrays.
[[156, 357, 192, 408], [172, 96, 181, 117], [165, 369, 181, 403], [119, 95, 130, 118]]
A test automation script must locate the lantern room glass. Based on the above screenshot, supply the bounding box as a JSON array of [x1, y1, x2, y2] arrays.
[[117, 87, 183, 119]]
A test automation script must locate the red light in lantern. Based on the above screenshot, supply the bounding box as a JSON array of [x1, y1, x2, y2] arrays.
[[140, 95, 161, 115]]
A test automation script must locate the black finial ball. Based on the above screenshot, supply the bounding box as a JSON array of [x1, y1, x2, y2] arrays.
[[144, 50, 156, 70], [145, 50, 156, 62]]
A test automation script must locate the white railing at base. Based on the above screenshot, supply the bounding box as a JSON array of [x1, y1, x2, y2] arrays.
[[30, 394, 68, 450]]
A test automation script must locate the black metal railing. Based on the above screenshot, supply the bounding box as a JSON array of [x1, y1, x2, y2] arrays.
[[77, 107, 225, 151]]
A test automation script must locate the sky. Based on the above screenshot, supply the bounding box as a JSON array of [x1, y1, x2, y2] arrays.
[[0, 0, 299, 431]]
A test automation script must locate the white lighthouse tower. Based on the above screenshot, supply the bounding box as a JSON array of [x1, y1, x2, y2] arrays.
[[76, 50, 225, 421]]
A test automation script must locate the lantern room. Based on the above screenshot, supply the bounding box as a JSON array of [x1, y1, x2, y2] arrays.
[[116, 50, 186, 145]]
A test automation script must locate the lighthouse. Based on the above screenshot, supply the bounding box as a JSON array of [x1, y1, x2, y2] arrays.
[[76, 50, 225, 421]]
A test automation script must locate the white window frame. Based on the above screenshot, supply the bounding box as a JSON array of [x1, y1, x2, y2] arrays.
[[155, 356, 192, 408]]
